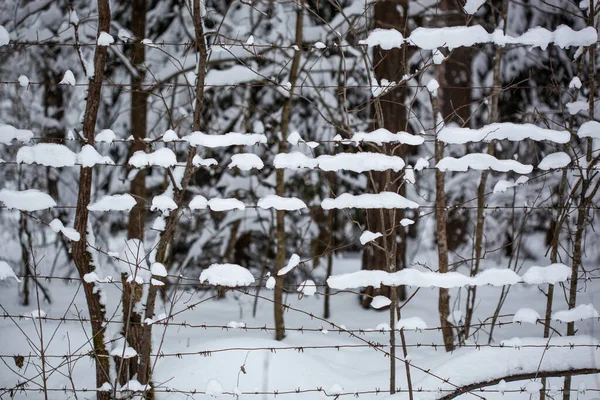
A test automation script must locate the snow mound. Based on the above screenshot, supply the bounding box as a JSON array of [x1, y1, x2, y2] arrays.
[[322, 192, 419, 210], [200, 264, 255, 287], [0, 124, 33, 144], [0, 189, 56, 211], [88, 194, 136, 212], [257, 195, 307, 211], [17, 143, 76, 167]]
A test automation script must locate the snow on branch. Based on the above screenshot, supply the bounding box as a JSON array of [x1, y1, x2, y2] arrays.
[[129, 148, 178, 168], [436, 154, 533, 174], [438, 123, 570, 144], [87, 194, 137, 212], [328, 263, 571, 290], [228, 153, 264, 170], [317, 153, 405, 172], [552, 304, 599, 322], [16, 143, 76, 167], [0, 124, 33, 144], [183, 132, 267, 148], [77, 145, 114, 167], [275, 152, 406, 172], [0, 189, 56, 211], [199, 263, 255, 287], [257, 195, 307, 211], [0, 261, 20, 282], [322, 192, 419, 210], [348, 129, 425, 145], [578, 121, 600, 139], [207, 198, 245, 211], [538, 152, 571, 170], [361, 25, 597, 50]]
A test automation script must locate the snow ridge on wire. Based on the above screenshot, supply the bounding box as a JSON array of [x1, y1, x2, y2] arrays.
[[360, 25, 597, 50]]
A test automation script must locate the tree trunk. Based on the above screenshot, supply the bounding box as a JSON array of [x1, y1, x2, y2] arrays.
[[119, 0, 149, 386], [274, 0, 304, 341], [137, 1, 207, 392], [71, 1, 111, 397], [362, 0, 409, 308], [432, 90, 455, 352]]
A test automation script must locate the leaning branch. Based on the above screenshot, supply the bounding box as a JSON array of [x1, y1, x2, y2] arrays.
[[439, 368, 600, 400]]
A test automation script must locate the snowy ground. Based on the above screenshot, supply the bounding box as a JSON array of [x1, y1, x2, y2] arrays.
[[0, 253, 598, 399]]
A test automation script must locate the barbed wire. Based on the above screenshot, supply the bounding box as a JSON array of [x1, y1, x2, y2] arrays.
[[1, 386, 595, 396], [2, 312, 598, 336], [0, 79, 582, 91]]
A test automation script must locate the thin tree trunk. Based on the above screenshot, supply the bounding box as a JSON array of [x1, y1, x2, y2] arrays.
[[362, 0, 409, 307], [432, 85, 455, 351], [565, 7, 596, 396], [463, 19, 505, 339], [324, 173, 336, 319], [118, 0, 149, 386], [138, 0, 207, 392], [274, 0, 304, 341], [71, 0, 111, 397]]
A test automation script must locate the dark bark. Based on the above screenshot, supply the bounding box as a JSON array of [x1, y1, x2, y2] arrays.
[[119, 0, 149, 386], [71, 1, 111, 397], [274, 0, 304, 341], [439, 368, 600, 400], [361, 0, 409, 308], [138, 0, 208, 391]]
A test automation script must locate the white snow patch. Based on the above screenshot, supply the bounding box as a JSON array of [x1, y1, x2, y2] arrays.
[[184, 132, 267, 148], [439, 123, 570, 144], [553, 304, 599, 322], [18, 75, 29, 87], [200, 264, 255, 287], [88, 194, 136, 212], [0, 124, 33, 144], [493, 176, 529, 193], [77, 145, 114, 167], [521, 263, 571, 285], [97, 31, 114, 46], [322, 192, 419, 210], [151, 262, 168, 277], [317, 153, 405, 172], [59, 70, 76, 86], [463, 0, 485, 14], [0, 261, 20, 282], [150, 195, 177, 213], [538, 152, 571, 170], [359, 28, 404, 50], [0, 189, 56, 211], [228, 153, 264, 170], [278, 254, 300, 276], [192, 155, 218, 167], [208, 198, 245, 211], [371, 296, 391, 309], [96, 129, 116, 143], [129, 148, 177, 168], [359, 231, 383, 245], [298, 280, 317, 296], [350, 129, 424, 145], [189, 195, 208, 210], [17, 143, 76, 167], [49, 219, 80, 241], [400, 218, 414, 226], [436, 154, 533, 174], [578, 121, 600, 139], [513, 308, 541, 324], [257, 195, 307, 211], [162, 130, 179, 142], [0, 25, 10, 45]]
